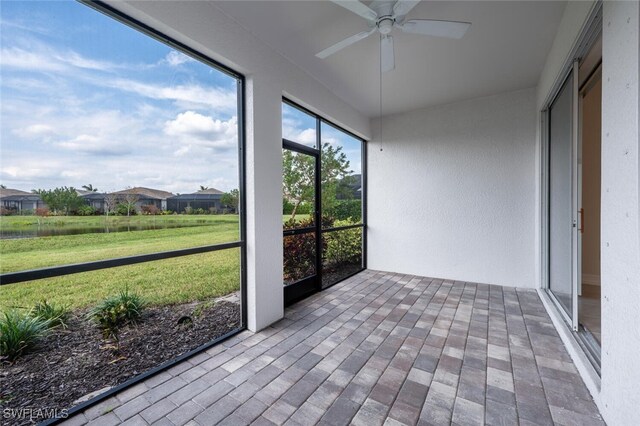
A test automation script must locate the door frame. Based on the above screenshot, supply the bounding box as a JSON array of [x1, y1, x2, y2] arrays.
[[282, 98, 368, 307], [542, 64, 580, 330], [539, 1, 603, 372]]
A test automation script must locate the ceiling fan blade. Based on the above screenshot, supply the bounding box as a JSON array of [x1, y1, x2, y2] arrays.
[[393, 0, 421, 17], [331, 1, 378, 22], [400, 19, 471, 39], [316, 29, 376, 59], [381, 35, 395, 72]]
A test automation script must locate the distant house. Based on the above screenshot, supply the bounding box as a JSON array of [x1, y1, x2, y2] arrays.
[[111, 187, 174, 212], [167, 188, 226, 213], [0, 188, 46, 213], [81, 192, 107, 213]]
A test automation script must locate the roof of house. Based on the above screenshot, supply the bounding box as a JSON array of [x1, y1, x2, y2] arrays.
[[111, 187, 175, 199], [169, 188, 224, 200], [1, 194, 42, 201], [194, 188, 224, 195], [81, 192, 107, 200], [0, 188, 32, 199]]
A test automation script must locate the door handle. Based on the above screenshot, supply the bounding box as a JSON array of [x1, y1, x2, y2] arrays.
[[579, 208, 584, 234]]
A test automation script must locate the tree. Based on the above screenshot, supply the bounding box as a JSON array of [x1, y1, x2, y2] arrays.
[[103, 192, 119, 217], [282, 150, 315, 220], [119, 190, 139, 217], [282, 142, 351, 221], [35, 187, 85, 215], [82, 184, 98, 192], [221, 189, 239, 212], [320, 143, 351, 218]]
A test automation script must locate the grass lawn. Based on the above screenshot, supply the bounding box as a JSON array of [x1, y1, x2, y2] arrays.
[[0, 215, 241, 311], [0, 249, 240, 311], [282, 214, 310, 223], [1, 215, 239, 273]]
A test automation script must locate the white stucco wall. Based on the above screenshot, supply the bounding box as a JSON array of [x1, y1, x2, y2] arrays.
[[368, 88, 537, 288], [600, 1, 640, 424], [105, 1, 370, 331]]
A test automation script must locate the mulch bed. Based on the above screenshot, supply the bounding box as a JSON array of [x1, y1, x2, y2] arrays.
[[322, 264, 362, 288], [0, 300, 240, 425]]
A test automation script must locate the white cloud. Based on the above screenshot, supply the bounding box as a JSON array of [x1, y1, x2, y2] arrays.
[[164, 111, 238, 152], [282, 117, 316, 146], [22, 124, 56, 137], [109, 78, 237, 111], [163, 51, 194, 67], [57, 134, 131, 156], [0, 43, 119, 74], [0, 47, 68, 72]]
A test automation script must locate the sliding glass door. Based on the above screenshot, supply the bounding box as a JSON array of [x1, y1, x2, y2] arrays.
[[547, 62, 580, 329]]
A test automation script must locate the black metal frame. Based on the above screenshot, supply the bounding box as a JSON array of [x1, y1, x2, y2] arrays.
[[282, 138, 321, 305], [282, 99, 367, 306], [1, 1, 248, 423]]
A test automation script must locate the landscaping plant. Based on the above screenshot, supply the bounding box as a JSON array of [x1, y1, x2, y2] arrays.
[[31, 300, 70, 329], [88, 288, 146, 348], [0, 310, 51, 361], [324, 220, 362, 266]]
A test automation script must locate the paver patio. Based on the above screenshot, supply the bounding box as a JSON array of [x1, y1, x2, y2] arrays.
[[62, 270, 604, 425]]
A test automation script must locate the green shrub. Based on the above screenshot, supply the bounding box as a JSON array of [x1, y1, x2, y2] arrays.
[[323, 200, 362, 222], [31, 300, 70, 329], [0, 310, 51, 361], [283, 198, 294, 215], [296, 203, 312, 215], [283, 217, 325, 284], [88, 288, 145, 342], [334, 200, 362, 221], [116, 203, 137, 216], [324, 220, 362, 266], [76, 205, 96, 216]]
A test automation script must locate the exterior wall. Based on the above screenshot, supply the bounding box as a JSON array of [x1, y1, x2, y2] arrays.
[[536, 1, 640, 424], [368, 88, 537, 288], [107, 1, 370, 331], [600, 1, 640, 424]]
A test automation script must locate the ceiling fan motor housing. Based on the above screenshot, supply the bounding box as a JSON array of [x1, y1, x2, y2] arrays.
[[377, 17, 394, 35]]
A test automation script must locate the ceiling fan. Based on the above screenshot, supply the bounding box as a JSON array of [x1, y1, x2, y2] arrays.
[[316, 0, 471, 72]]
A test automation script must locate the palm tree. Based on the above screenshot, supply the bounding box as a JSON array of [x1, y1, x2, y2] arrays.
[[82, 184, 98, 192]]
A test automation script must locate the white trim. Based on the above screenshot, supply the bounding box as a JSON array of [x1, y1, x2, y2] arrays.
[[537, 289, 603, 409], [582, 273, 601, 286]]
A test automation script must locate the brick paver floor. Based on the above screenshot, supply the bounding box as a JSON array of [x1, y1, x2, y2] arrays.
[[63, 270, 604, 425]]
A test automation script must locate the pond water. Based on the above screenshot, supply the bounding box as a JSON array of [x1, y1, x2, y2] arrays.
[[0, 222, 209, 239]]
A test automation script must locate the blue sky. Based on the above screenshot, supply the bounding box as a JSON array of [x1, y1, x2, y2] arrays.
[[282, 103, 362, 175], [0, 1, 361, 195], [1, 0, 240, 194]]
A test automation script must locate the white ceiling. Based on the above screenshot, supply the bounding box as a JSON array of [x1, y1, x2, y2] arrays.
[[214, 1, 567, 117]]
